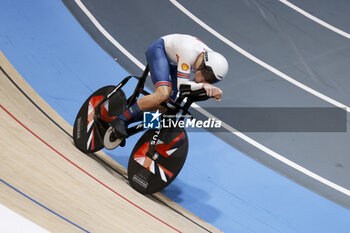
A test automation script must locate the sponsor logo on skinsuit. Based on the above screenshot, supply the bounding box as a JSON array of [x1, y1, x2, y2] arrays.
[[181, 63, 189, 71]]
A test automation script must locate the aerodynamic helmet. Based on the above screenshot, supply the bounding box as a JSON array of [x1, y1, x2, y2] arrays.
[[202, 51, 228, 83]]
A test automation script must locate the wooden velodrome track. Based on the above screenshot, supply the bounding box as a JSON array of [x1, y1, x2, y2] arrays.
[[0, 50, 220, 233]]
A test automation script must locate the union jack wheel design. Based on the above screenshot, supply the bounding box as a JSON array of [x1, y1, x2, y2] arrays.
[[73, 86, 126, 153], [128, 127, 189, 194]]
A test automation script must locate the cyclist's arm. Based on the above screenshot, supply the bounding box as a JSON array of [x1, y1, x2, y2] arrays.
[[176, 58, 203, 92], [177, 78, 203, 92], [178, 77, 222, 101]]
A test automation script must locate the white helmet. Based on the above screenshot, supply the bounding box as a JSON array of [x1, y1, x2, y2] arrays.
[[203, 51, 228, 82]]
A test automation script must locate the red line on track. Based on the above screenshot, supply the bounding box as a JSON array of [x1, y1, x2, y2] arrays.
[[0, 104, 181, 233]]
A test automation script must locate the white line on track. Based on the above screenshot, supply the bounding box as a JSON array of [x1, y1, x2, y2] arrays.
[[279, 0, 350, 40], [169, 0, 350, 113], [74, 0, 350, 197], [75, 0, 145, 70]]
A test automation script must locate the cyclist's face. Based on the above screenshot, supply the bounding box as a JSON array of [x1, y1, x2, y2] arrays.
[[194, 70, 208, 83], [194, 55, 215, 83]]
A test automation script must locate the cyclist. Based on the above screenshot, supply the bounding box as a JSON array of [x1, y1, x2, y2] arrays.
[[111, 34, 229, 138]]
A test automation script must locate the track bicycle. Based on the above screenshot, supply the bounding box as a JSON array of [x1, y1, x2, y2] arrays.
[[73, 66, 209, 194]]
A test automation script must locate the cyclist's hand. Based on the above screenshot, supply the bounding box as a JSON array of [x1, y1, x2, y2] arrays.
[[203, 83, 222, 101]]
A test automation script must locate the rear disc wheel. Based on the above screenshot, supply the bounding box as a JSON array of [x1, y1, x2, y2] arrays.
[[73, 86, 126, 153]]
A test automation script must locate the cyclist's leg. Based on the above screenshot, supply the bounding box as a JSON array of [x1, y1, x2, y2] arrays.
[[137, 38, 173, 110], [169, 65, 178, 102], [111, 38, 172, 137], [137, 86, 171, 110]]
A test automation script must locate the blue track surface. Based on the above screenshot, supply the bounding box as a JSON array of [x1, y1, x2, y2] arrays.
[[1, 1, 350, 232]]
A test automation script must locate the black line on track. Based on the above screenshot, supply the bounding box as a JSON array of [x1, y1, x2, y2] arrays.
[[0, 66, 72, 138], [1, 65, 213, 233]]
